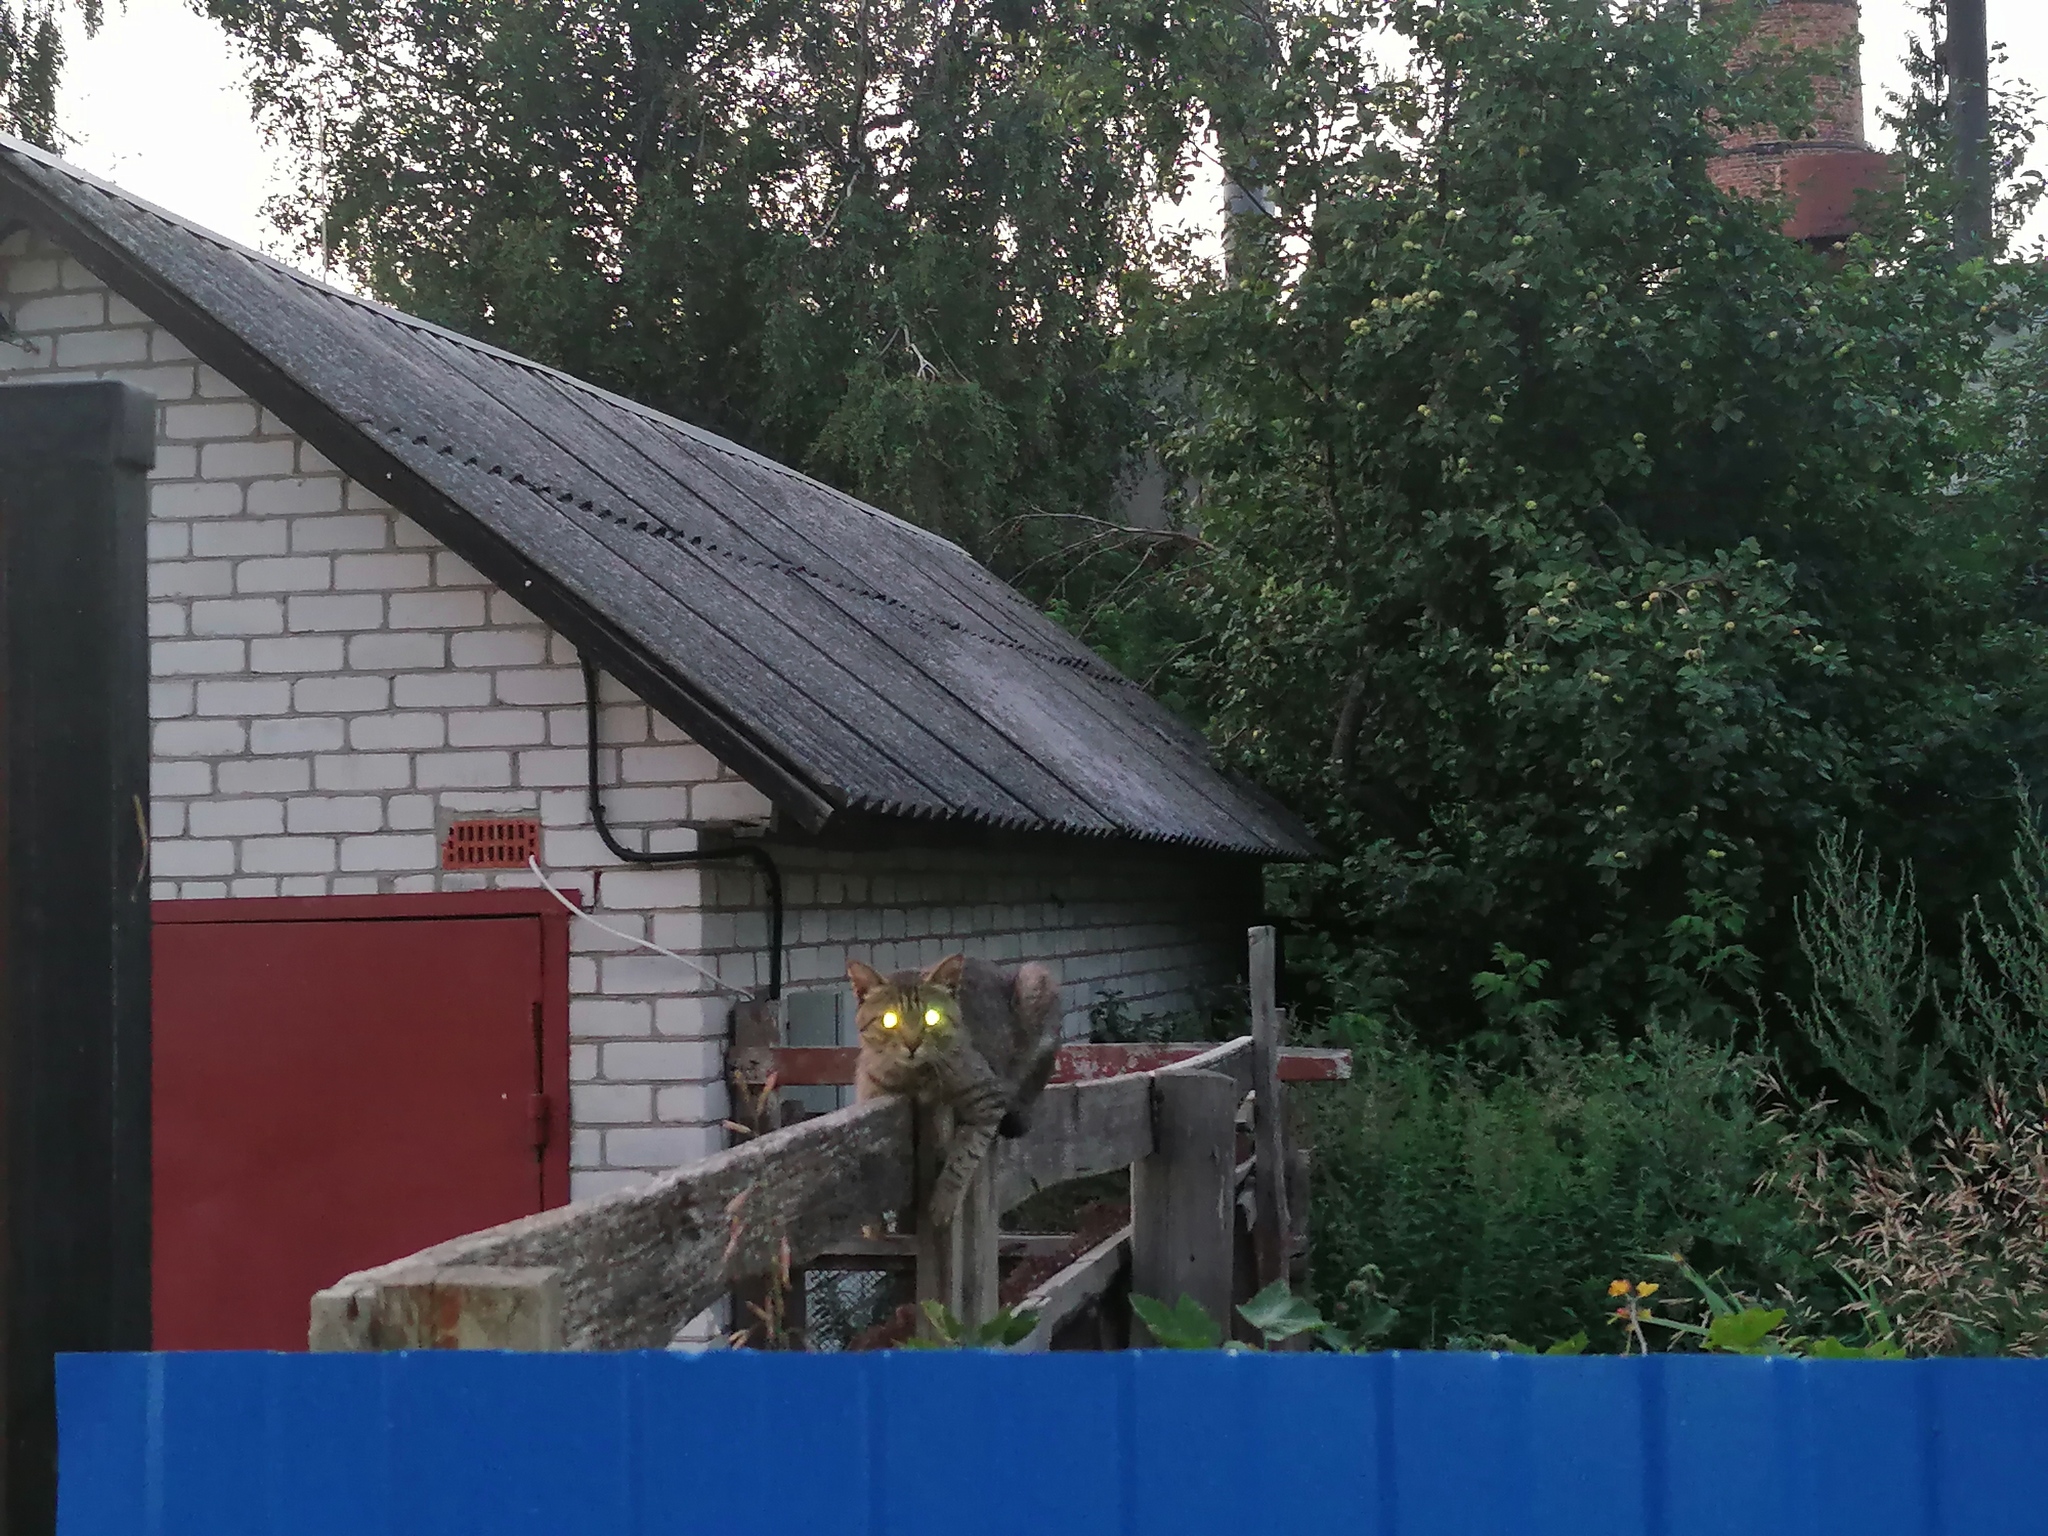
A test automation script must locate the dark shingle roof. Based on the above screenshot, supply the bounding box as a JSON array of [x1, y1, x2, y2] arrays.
[[0, 136, 1314, 858]]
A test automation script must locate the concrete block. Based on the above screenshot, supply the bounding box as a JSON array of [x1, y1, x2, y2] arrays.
[[339, 833, 439, 872], [416, 751, 512, 789], [190, 597, 286, 636], [219, 757, 313, 794], [251, 716, 346, 755], [236, 555, 333, 594], [287, 796, 384, 834], [188, 799, 285, 838], [250, 479, 350, 520], [192, 519, 289, 557], [250, 634, 347, 673], [388, 589, 487, 630], [314, 753, 411, 792], [287, 593, 385, 632], [194, 678, 293, 716], [200, 438, 298, 479], [240, 836, 340, 875], [154, 718, 248, 757]]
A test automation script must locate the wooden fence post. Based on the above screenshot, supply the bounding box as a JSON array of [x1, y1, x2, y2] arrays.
[[311, 1265, 565, 1351], [1248, 927, 1293, 1294], [0, 381, 155, 1532], [726, 995, 785, 1345], [1130, 1069, 1237, 1342], [913, 1104, 999, 1339]]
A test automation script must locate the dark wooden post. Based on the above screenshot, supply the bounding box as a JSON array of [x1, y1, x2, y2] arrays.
[[1949, 0, 1992, 256], [724, 996, 784, 1345], [0, 380, 155, 1533], [1247, 927, 1292, 1293], [1130, 1069, 1236, 1342], [913, 1104, 999, 1338]]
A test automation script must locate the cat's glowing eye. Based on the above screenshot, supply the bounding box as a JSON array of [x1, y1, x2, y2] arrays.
[[882, 1011, 899, 1030], [924, 1008, 942, 1027]]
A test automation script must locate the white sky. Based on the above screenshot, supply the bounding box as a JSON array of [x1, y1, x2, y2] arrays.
[[51, 0, 2048, 269]]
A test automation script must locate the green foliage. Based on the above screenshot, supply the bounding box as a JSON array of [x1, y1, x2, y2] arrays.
[[1086, 984, 1239, 1044], [1147, 1269, 1901, 1358], [1883, 0, 2046, 248], [1, 0, 100, 147], [1640, 1256, 1905, 1359], [1237, 1279, 1327, 1344], [1789, 832, 1949, 1148], [1120, 0, 2048, 1042], [903, 1301, 1039, 1350], [1786, 794, 2048, 1148], [196, 0, 1222, 562], [1130, 1292, 1222, 1350], [1305, 1016, 1821, 1351], [1237, 1279, 1356, 1350]]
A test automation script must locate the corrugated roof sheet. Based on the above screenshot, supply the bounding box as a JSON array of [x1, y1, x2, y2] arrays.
[[0, 136, 1315, 858]]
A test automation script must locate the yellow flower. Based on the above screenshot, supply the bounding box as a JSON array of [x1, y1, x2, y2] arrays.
[[1635, 1282, 1660, 1299], [1608, 1279, 1631, 1298]]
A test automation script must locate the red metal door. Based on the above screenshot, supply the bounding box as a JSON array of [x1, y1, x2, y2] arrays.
[[152, 903, 563, 1350]]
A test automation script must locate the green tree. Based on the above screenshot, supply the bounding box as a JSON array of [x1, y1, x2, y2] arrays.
[[1, 0, 101, 147], [1114, 0, 2048, 1041], [194, 0, 1229, 560]]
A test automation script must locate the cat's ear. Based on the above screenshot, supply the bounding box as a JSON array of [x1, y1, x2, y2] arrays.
[[921, 953, 966, 991], [847, 959, 886, 1000]]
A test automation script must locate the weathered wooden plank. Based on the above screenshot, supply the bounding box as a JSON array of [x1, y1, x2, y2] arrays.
[[1009, 1227, 1133, 1354], [1276, 1047, 1352, 1083], [1249, 928, 1292, 1293], [770, 1042, 1350, 1088], [991, 1074, 1155, 1214], [1129, 1070, 1238, 1344], [311, 1266, 564, 1352], [311, 1095, 913, 1351], [1158, 1036, 1255, 1101], [1286, 1144, 1313, 1286], [914, 1104, 1000, 1337]]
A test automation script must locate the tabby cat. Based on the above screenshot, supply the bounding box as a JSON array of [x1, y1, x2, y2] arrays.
[[847, 953, 1062, 1225]]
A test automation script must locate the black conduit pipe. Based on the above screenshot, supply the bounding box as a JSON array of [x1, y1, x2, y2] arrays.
[[581, 657, 784, 999]]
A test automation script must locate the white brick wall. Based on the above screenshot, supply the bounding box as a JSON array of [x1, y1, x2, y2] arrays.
[[2, 226, 1252, 1203]]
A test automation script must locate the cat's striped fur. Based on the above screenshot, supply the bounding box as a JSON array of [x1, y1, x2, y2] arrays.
[[847, 953, 1062, 1226]]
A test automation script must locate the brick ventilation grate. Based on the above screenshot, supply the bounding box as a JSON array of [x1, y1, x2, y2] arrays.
[[441, 817, 542, 870]]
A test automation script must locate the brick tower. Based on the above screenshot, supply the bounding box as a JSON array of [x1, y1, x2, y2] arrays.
[[1708, 0, 1888, 244]]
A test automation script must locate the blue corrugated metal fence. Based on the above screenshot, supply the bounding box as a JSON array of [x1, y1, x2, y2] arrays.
[[56, 1350, 2048, 1534]]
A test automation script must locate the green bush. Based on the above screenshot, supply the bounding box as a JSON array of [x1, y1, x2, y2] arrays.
[[1304, 1016, 1822, 1350], [1302, 800, 2048, 1356], [1788, 798, 2048, 1149], [1112, 0, 2048, 1044]]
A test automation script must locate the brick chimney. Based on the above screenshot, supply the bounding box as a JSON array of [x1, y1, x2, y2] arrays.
[[1707, 0, 1890, 244]]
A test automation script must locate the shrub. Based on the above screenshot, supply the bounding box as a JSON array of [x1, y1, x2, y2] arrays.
[[1810, 1086, 2048, 1357], [1121, 0, 2048, 1045], [1304, 1018, 1819, 1349], [1784, 793, 2048, 1147]]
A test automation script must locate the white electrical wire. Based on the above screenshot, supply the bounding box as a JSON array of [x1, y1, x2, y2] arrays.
[[525, 856, 750, 998]]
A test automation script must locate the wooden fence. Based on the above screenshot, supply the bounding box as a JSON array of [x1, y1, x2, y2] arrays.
[[309, 928, 1345, 1353], [55, 1349, 2048, 1534]]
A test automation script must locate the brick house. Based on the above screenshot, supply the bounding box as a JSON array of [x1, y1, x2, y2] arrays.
[[0, 138, 1311, 1346]]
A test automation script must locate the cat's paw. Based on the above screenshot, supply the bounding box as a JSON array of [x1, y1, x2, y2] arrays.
[[927, 1185, 966, 1227]]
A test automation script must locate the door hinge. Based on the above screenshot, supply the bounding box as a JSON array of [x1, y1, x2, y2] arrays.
[[528, 1092, 553, 1152]]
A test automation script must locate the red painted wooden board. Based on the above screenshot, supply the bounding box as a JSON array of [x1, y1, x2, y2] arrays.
[[769, 1043, 1353, 1087], [152, 914, 553, 1350]]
